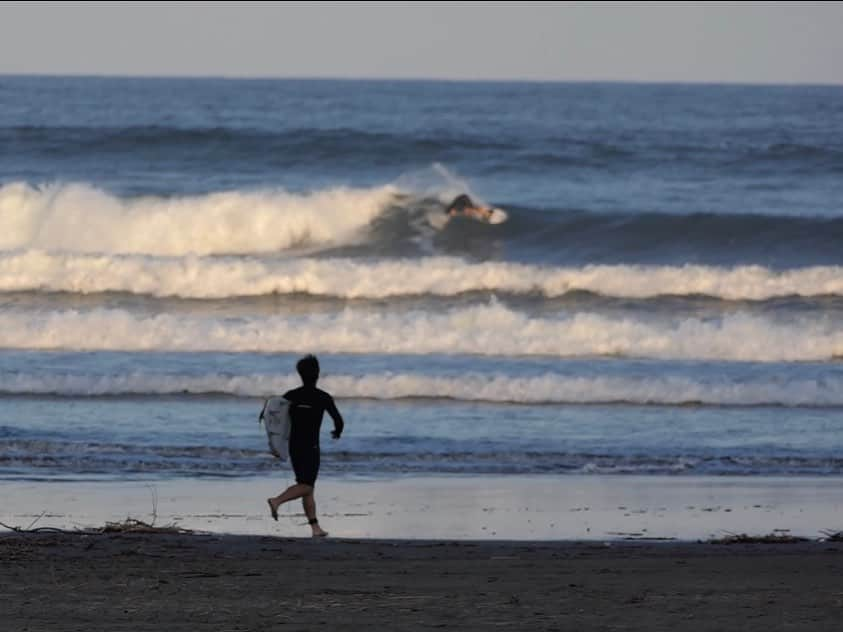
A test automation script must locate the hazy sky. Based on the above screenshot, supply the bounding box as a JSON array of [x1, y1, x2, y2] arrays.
[[1, 1, 841, 84]]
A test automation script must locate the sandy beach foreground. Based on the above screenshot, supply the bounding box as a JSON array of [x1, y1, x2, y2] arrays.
[[2, 476, 843, 630], [2, 532, 842, 631]]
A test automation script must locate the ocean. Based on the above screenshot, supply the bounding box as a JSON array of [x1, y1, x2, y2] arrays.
[[1, 76, 842, 482]]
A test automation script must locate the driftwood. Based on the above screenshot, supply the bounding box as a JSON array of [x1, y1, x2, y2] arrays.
[[708, 531, 809, 545], [0, 521, 70, 534], [0, 518, 193, 536], [1, 501, 193, 536], [100, 518, 193, 535], [0, 511, 69, 533]]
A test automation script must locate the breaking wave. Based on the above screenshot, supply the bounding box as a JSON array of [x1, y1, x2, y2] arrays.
[[1, 251, 843, 301], [3, 370, 843, 407], [0, 181, 397, 256], [1, 302, 841, 362]]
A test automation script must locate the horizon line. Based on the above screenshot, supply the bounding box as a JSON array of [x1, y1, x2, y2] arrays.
[[1, 71, 840, 89]]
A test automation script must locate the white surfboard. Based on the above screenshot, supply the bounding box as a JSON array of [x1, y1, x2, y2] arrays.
[[428, 206, 509, 229], [486, 207, 508, 225], [259, 397, 291, 460]]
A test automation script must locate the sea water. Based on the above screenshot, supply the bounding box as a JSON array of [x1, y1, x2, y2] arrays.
[[1, 76, 842, 481]]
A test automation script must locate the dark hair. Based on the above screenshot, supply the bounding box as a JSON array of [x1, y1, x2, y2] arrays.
[[296, 354, 320, 385], [446, 194, 473, 214]]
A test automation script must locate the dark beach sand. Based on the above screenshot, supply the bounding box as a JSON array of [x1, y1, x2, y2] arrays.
[[2, 532, 842, 631]]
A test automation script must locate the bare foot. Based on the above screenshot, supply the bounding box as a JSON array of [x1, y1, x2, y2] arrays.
[[267, 498, 278, 521], [311, 525, 329, 538]]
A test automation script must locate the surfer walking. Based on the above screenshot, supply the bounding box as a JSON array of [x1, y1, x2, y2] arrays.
[[267, 355, 344, 537]]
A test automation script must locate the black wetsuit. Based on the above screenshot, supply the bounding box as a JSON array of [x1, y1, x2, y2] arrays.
[[283, 385, 344, 486]]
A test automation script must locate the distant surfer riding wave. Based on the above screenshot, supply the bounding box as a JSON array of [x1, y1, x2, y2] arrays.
[[444, 194, 508, 224]]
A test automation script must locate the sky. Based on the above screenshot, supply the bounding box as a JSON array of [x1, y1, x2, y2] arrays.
[[0, 1, 841, 84]]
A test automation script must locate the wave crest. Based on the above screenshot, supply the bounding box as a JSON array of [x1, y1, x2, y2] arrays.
[[4, 370, 843, 407], [1, 303, 841, 362], [0, 181, 396, 256], [1, 252, 843, 301]]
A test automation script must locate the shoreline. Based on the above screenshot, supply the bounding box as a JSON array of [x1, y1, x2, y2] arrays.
[[2, 474, 842, 542]]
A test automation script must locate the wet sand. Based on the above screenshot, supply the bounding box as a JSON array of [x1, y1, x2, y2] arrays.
[[3, 475, 843, 541], [2, 531, 843, 631]]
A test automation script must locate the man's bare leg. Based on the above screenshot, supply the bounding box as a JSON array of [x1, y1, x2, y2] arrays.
[[267, 483, 312, 520], [303, 491, 328, 537]]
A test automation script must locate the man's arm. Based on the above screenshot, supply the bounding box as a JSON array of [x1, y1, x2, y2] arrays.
[[325, 394, 344, 439]]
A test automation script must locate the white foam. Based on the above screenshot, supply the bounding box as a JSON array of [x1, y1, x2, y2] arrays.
[[4, 370, 843, 407], [396, 163, 483, 206], [1, 251, 842, 301], [0, 181, 396, 256], [0, 302, 840, 362]]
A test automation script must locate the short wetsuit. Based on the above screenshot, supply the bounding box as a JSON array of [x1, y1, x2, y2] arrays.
[[283, 386, 344, 486]]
